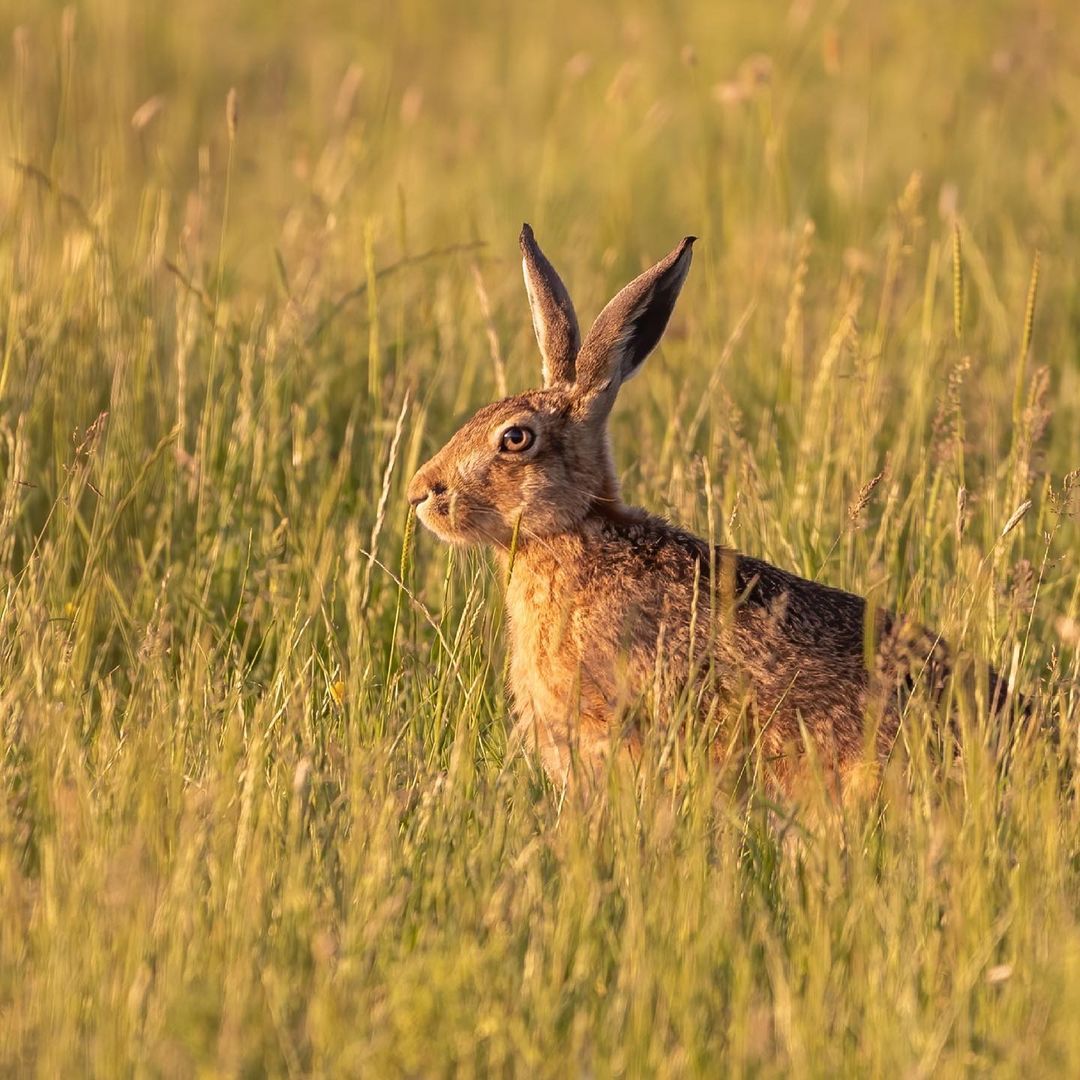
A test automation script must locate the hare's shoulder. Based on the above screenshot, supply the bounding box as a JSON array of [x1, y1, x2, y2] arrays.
[[588, 510, 710, 581]]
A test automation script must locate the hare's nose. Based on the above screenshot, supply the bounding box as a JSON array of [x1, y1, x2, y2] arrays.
[[407, 473, 447, 507]]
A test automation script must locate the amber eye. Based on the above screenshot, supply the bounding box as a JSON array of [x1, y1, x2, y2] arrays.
[[499, 425, 535, 453]]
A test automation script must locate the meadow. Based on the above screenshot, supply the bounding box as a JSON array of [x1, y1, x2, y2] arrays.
[[1, 0, 1079, 1074]]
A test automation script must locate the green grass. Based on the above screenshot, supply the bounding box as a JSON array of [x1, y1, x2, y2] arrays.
[[1, 0, 1079, 1074]]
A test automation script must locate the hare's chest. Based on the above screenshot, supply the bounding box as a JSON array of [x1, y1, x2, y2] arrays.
[[505, 594, 625, 783], [505, 566, 592, 710], [505, 577, 578, 714]]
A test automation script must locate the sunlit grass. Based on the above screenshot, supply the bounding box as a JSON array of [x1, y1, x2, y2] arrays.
[[0, 0, 1079, 1073]]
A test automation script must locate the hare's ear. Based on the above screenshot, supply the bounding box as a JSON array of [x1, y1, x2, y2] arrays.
[[572, 236, 695, 418], [520, 224, 580, 387]]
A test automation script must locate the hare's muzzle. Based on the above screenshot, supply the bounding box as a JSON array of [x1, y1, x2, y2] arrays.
[[408, 466, 459, 541]]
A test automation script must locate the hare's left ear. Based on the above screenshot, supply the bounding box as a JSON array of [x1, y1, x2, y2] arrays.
[[573, 236, 695, 419], [520, 224, 580, 387]]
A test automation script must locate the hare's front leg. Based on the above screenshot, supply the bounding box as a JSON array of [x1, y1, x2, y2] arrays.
[[509, 699, 640, 790], [509, 700, 574, 785]]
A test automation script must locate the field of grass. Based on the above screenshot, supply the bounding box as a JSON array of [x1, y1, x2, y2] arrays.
[[1, 0, 1079, 1074]]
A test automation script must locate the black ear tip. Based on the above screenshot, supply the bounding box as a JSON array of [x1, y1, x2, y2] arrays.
[[519, 222, 535, 249], [683, 235, 698, 248]]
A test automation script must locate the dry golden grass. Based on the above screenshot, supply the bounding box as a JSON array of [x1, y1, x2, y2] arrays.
[[0, 0, 1078, 1073]]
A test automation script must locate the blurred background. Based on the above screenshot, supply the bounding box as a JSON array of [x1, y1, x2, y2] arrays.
[[1, 1, 1079, 1074], [3, 0, 1077, 585]]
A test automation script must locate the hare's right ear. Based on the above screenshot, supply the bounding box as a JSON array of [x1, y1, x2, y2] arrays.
[[571, 236, 694, 422], [520, 223, 580, 387]]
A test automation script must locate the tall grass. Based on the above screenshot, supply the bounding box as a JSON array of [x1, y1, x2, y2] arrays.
[[0, 0, 1078, 1073]]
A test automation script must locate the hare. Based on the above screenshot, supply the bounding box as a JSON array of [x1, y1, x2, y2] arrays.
[[407, 225, 1012, 793]]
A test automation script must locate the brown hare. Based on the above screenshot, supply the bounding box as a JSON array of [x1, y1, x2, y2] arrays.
[[407, 225, 1012, 793]]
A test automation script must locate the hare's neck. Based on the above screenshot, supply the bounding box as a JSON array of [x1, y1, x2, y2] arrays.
[[499, 532, 583, 602], [498, 507, 654, 618]]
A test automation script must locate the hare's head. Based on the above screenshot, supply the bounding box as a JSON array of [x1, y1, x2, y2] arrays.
[[407, 225, 694, 547]]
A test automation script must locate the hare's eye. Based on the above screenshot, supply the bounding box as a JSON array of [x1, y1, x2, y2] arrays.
[[499, 425, 535, 453]]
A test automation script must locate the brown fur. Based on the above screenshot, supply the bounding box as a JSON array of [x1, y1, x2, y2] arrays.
[[407, 226, 1011, 792]]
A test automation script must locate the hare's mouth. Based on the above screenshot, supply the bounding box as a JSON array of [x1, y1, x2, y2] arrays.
[[415, 493, 493, 546], [417, 493, 520, 549]]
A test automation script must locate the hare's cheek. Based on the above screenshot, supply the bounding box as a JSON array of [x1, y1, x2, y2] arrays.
[[515, 471, 548, 513], [457, 454, 490, 489]]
